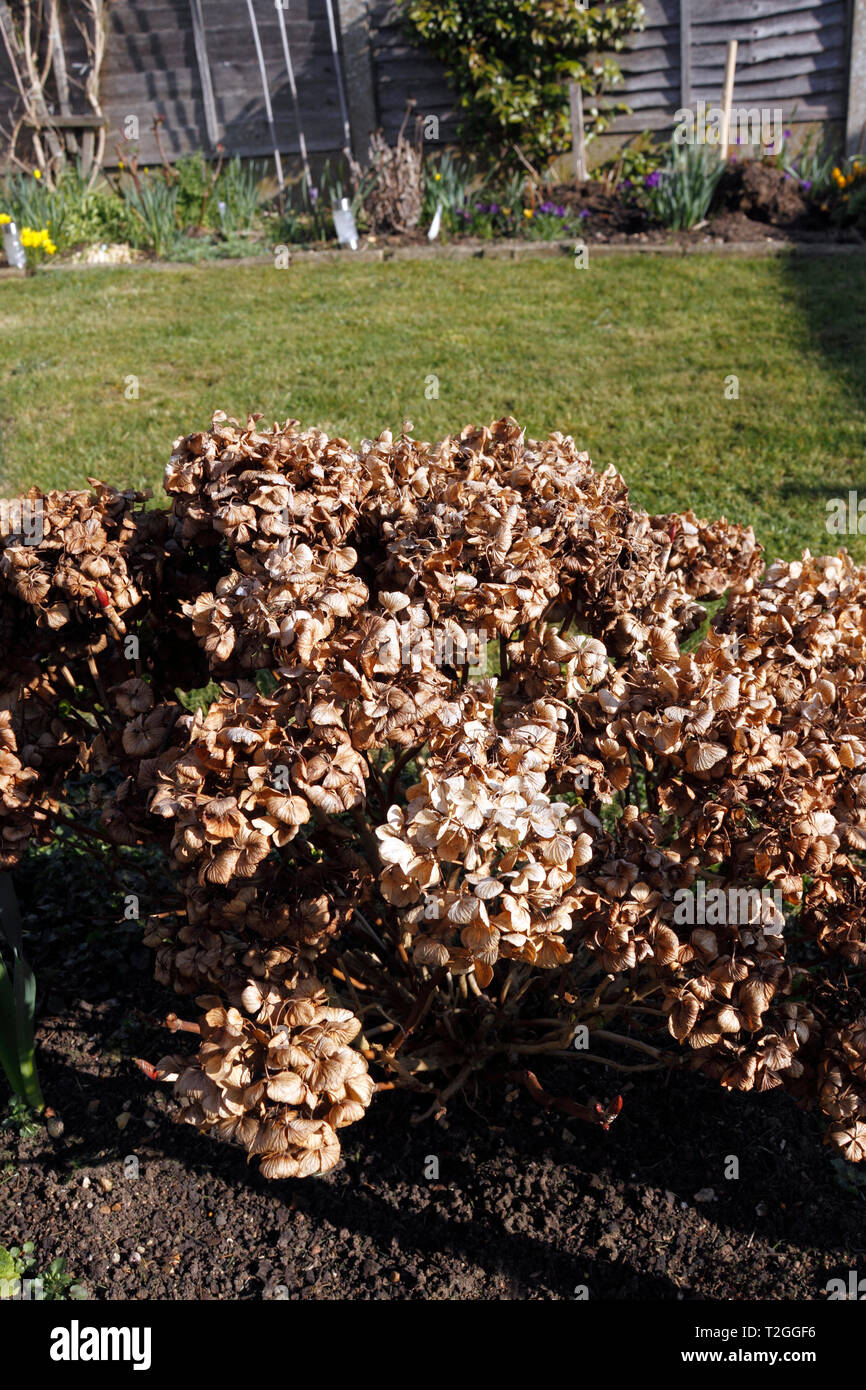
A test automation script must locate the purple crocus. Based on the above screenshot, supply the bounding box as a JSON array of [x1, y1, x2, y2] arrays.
[[644, 170, 661, 188], [801, 179, 812, 191], [579, 208, 590, 219]]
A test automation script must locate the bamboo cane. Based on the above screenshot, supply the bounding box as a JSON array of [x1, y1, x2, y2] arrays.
[[323, 0, 353, 161], [275, 0, 313, 189], [245, 0, 284, 191], [719, 39, 738, 159]]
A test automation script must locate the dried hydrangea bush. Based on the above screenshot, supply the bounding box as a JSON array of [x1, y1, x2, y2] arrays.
[[2, 415, 866, 1177]]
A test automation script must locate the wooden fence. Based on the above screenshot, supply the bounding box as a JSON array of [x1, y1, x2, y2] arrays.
[[370, 0, 855, 142], [0, 1, 863, 170]]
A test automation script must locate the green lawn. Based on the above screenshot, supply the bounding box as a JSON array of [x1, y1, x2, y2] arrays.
[[1, 253, 864, 563]]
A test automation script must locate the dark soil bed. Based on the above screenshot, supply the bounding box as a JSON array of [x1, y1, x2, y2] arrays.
[[1, 850, 864, 1302], [367, 163, 863, 254]]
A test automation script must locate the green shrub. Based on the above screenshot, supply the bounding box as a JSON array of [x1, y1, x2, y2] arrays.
[[172, 152, 217, 229], [61, 184, 135, 246], [595, 130, 665, 185], [398, 0, 645, 163]]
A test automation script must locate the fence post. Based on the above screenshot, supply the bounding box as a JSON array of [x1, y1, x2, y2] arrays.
[[335, 0, 378, 163], [679, 0, 692, 112], [847, 0, 866, 155], [568, 81, 588, 181]]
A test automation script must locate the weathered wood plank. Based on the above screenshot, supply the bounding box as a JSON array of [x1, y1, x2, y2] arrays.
[[680, 0, 692, 109], [610, 92, 843, 131], [692, 1, 847, 43], [691, 50, 847, 84], [690, 26, 846, 67], [691, 71, 847, 99], [623, 84, 683, 109], [692, 0, 833, 19], [618, 68, 683, 94]]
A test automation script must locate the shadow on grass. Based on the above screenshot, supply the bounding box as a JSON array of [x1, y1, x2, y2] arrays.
[[768, 253, 866, 558], [780, 254, 866, 403]]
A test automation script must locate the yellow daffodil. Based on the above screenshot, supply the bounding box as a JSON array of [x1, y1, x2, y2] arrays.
[[19, 225, 56, 256], [33, 169, 42, 180], [523, 208, 533, 219], [0, 213, 10, 225]]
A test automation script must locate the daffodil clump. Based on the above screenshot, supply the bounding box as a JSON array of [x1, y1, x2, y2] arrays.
[[20, 224, 56, 262], [0, 212, 56, 265]]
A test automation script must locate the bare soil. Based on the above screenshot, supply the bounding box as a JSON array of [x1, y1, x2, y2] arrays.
[[366, 167, 862, 257], [1, 850, 864, 1302]]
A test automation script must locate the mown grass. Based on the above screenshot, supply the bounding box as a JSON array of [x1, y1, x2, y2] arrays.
[[0, 252, 863, 562]]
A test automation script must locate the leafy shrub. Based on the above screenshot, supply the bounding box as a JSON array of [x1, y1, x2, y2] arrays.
[[595, 130, 665, 185], [2, 417, 866, 1178], [61, 185, 135, 247], [399, 0, 645, 162], [172, 152, 219, 230], [169, 151, 265, 234]]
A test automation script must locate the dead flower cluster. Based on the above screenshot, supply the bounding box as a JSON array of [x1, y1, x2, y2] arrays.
[[351, 125, 424, 235], [2, 414, 865, 1176], [155, 976, 373, 1178]]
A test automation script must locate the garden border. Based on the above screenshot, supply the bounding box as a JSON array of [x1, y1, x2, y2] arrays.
[[2, 237, 865, 281]]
